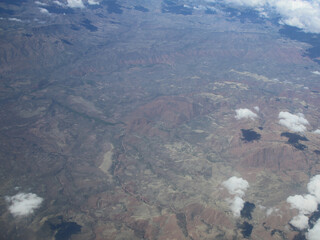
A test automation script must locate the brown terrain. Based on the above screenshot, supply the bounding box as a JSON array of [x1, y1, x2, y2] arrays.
[[1, 0, 320, 240]]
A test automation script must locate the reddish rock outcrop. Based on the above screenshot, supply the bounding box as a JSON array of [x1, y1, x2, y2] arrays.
[[239, 144, 308, 171], [125, 96, 197, 136], [145, 214, 186, 240]]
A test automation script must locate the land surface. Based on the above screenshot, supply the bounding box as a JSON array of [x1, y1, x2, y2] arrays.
[[1, 0, 320, 239]]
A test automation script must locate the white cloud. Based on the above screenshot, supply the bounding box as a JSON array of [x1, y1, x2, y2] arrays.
[[8, 18, 22, 22], [235, 108, 258, 120], [5, 193, 43, 217], [53, 0, 64, 6], [222, 176, 249, 217], [273, 0, 320, 33], [39, 7, 50, 14], [67, 0, 85, 8], [312, 71, 320, 75], [218, 0, 320, 33], [290, 214, 309, 230], [253, 106, 260, 112], [286, 175, 320, 234], [307, 175, 320, 202], [287, 194, 318, 214], [278, 111, 309, 132], [224, 0, 266, 7], [266, 207, 279, 216], [266, 208, 273, 216], [88, 0, 99, 5], [35, 1, 48, 6], [307, 219, 320, 240], [222, 176, 249, 197], [314, 129, 320, 134], [229, 196, 245, 217], [258, 204, 266, 210], [193, 5, 207, 10]]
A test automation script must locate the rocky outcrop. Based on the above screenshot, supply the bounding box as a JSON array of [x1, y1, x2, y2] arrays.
[[126, 96, 197, 136], [241, 144, 308, 171]]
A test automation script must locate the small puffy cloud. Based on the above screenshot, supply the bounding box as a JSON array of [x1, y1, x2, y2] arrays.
[[5, 193, 43, 217], [253, 106, 260, 112], [39, 8, 50, 14], [222, 176, 249, 197], [222, 176, 249, 218], [258, 205, 266, 210], [224, 0, 266, 7], [286, 175, 320, 235], [67, 0, 85, 8], [53, 0, 64, 6], [266, 208, 273, 216], [307, 175, 320, 202], [307, 219, 320, 240], [287, 194, 318, 214], [235, 108, 258, 120], [278, 111, 309, 132], [314, 129, 320, 134], [88, 0, 99, 5], [266, 207, 279, 216], [193, 5, 207, 10], [229, 196, 245, 217], [35, 1, 47, 6], [290, 214, 309, 230], [8, 18, 22, 22], [312, 71, 320, 75]]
